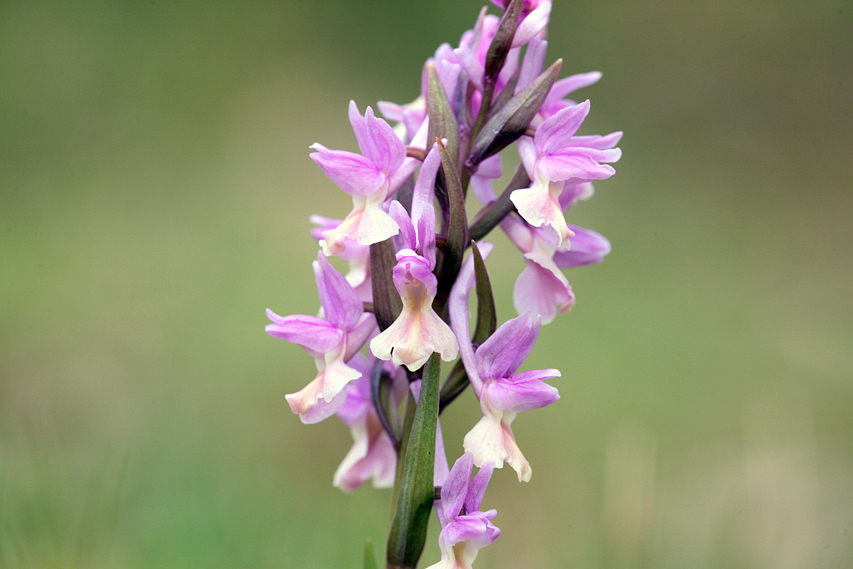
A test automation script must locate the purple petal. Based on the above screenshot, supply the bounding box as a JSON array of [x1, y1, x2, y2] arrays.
[[309, 144, 386, 196], [389, 201, 416, 251], [349, 101, 406, 172], [454, 42, 483, 91], [475, 313, 540, 380], [571, 130, 623, 150], [537, 152, 617, 183], [554, 225, 611, 268], [314, 252, 363, 330], [363, 106, 406, 172], [516, 38, 547, 94], [511, 0, 551, 47], [543, 72, 601, 111], [558, 181, 594, 210], [517, 136, 537, 179], [535, 100, 590, 156], [439, 452, 474, 525], [265, 309, 343, 354], [441, 515, 490, 547], [411, 143, 442, 226], [392, 252, 437, 296], [486, 372, 560, 412], [335, 378, 369, 428], [465, 461, 495, 513], [415, 203, 437, 269], [513, 262, 574, 324]]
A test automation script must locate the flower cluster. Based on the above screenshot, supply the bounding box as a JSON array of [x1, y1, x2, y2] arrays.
[[265, 1, 620, 566]]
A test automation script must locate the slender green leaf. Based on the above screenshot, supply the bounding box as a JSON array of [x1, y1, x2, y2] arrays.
[[370, 238, 403, 331], [386, 354, 441, 569], [466, 59, 562, 167], [427, 65, 460, 168], [471, 241, 497, 343], [434, 141, 468, 315]]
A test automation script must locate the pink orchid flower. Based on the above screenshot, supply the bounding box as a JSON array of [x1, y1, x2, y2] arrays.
[[426, 453, 500, 569], [333, 357, 401, 491], [511, 100, 621, 248], [310, 101, 418, 255], [265, 252, 375, 424]]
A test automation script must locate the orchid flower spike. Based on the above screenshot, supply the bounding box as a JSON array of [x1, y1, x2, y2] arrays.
[[265, 252, 376, 424], [426, 453, 500, 569]]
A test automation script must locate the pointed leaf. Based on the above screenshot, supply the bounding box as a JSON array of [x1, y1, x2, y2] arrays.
[[486, 68, 520, 121], [427, 65, 460, 168], [370, 238, 403, 331], [466, 59, 562, 167], [483, 0, 523, 89], [387, 354, 441, 569], [471, 241, 497, 343], [434, 140, 468, 315]]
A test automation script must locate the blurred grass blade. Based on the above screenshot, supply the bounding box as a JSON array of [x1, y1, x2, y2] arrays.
[[363, 539, 378, 569]]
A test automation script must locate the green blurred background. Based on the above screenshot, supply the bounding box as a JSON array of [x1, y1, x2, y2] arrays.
[[2, 0, 851, 567]]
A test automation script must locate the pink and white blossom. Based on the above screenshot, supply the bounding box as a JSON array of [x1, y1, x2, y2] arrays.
[[311, 101, 419, 255], [369, 200, 458, 371], [266, 252, 375, 424], [426, 453, 500, 569], [511, 100, 621, 248], [333, 357, 400, 491]]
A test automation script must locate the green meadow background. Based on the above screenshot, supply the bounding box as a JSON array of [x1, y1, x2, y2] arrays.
[[2, 1, 851, 567]]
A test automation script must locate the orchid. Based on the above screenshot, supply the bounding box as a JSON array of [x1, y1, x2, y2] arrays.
[[426, 453, 500, 569], [333, 357, 401, 492], [369, 200, 459, 371], [265, 252, 375, 424], [311, 101, 418, 256], [461, 313, 560, 482], [264, 1, 621, 566], [511, 100, 622, 248]]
